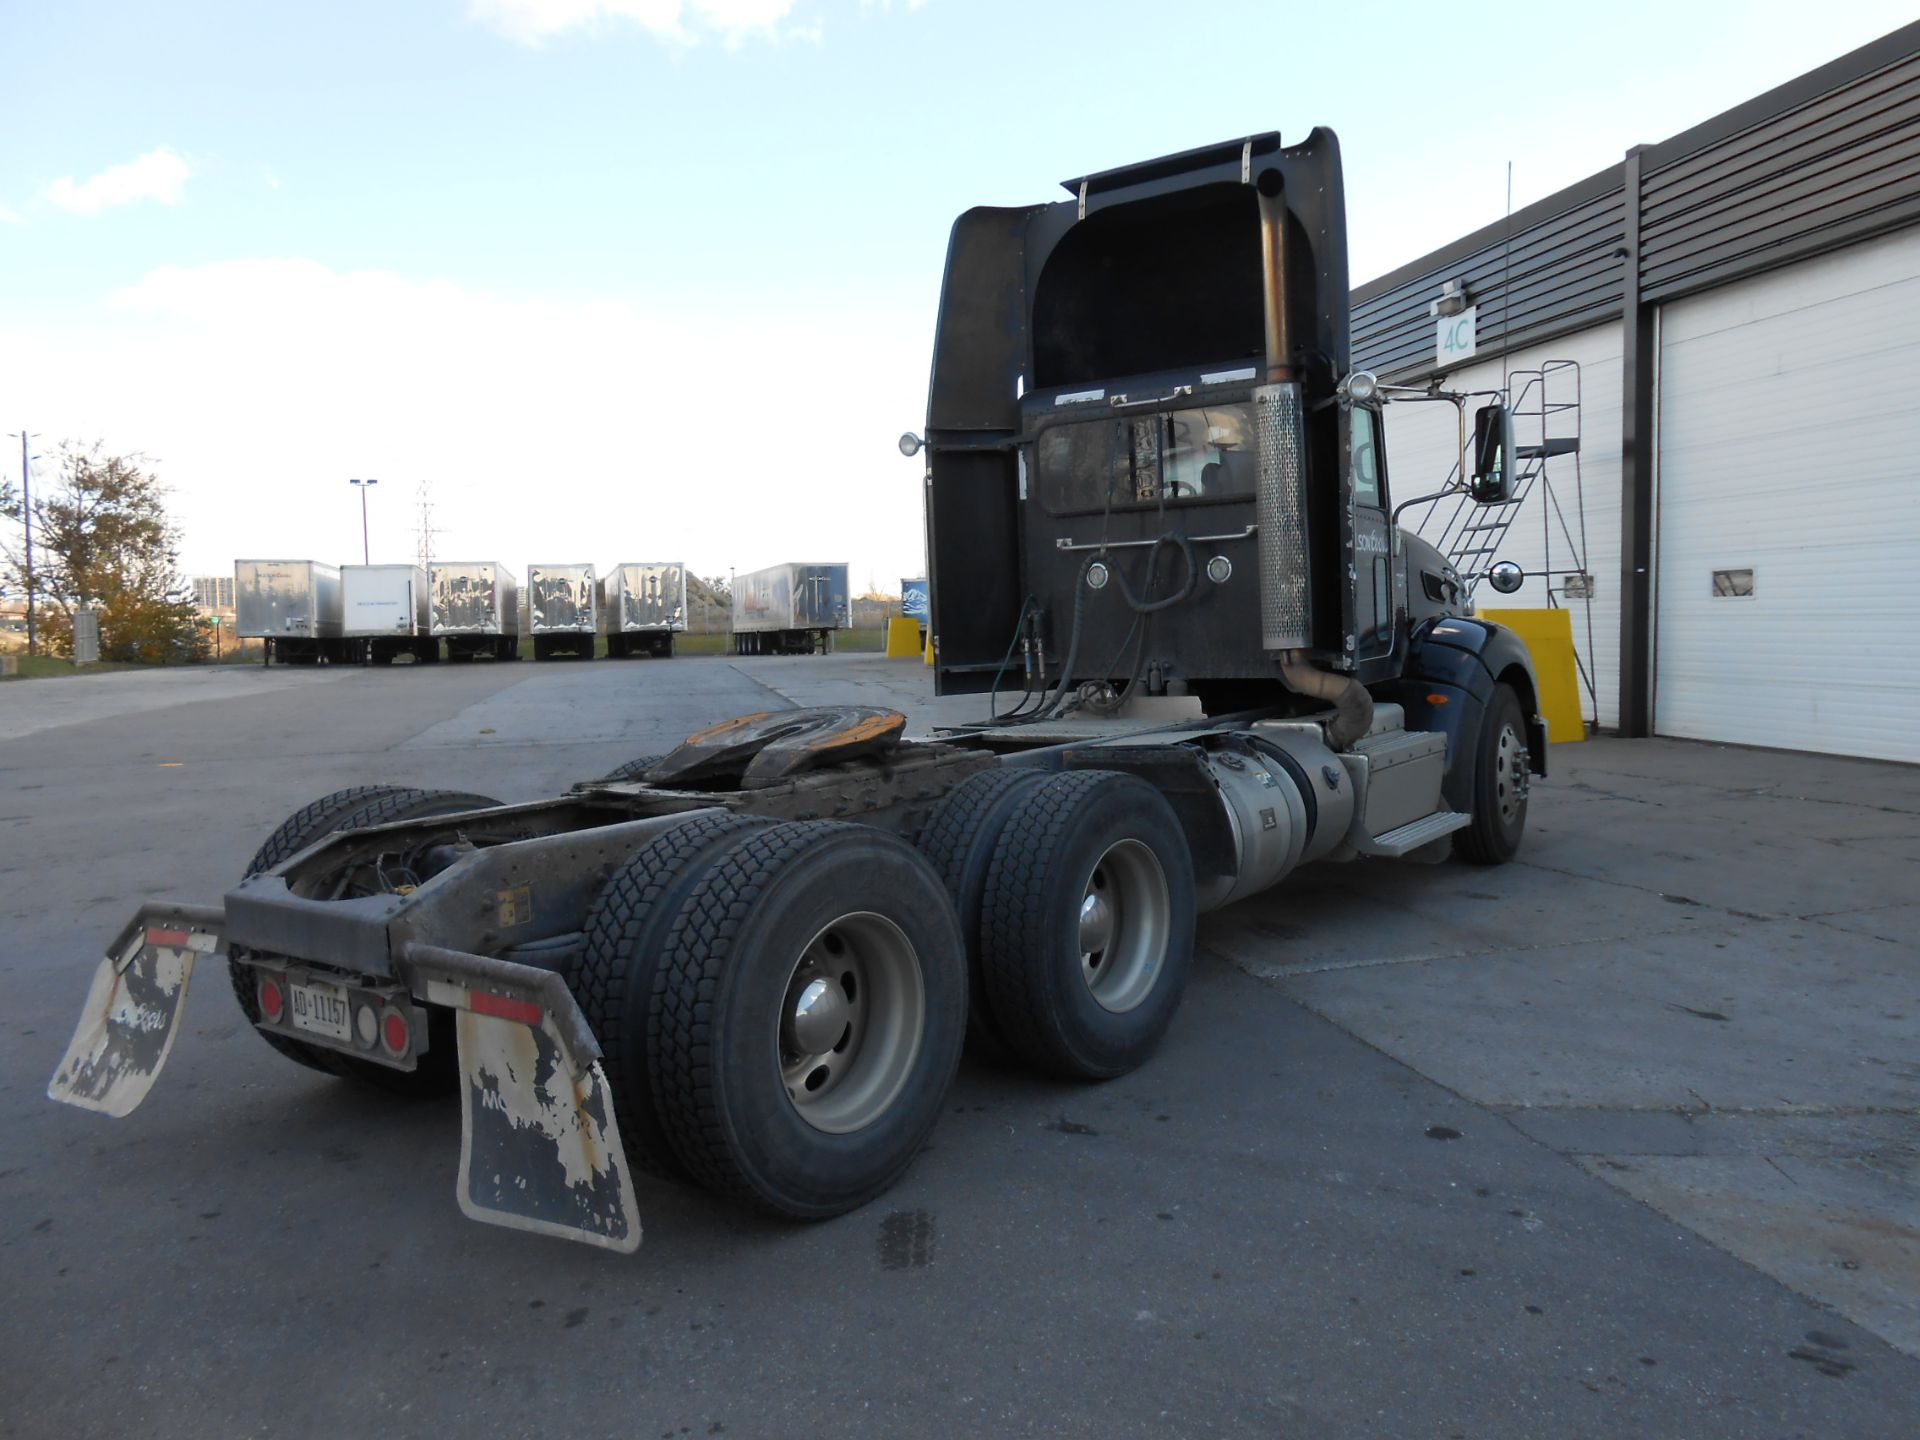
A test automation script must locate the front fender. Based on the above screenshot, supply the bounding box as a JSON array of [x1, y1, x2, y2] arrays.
[[1389, 618, 1548, 816]]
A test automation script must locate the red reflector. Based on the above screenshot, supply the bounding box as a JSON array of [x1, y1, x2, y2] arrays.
[[470, 991, 543, 1026], [1425, 693, 1450, 706], [381, 1011, 411, 1056], [258, 978, 284, 1023], [146, 928, 192, 948]]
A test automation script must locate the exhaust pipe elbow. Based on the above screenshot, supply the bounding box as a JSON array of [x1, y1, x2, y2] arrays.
[[1281, 660, 1374, 750]]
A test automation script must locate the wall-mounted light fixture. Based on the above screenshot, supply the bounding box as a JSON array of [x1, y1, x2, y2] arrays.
[[1428, 279, 1471, 319]]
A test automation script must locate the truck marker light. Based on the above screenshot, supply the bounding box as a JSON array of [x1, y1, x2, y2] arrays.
[[1426, 693, 1450, 705], [469, 991, 543, 1026], [380, 1009, 411, 1057], [146, 928, 192, 948], [258, 977, 285, 1023]]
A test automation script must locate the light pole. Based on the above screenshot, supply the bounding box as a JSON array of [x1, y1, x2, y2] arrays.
[[349, 478, 378, 564], [9, 431, 39, 656]]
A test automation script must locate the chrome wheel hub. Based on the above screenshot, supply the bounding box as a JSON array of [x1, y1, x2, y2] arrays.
[[778, 913, 926, 1135], [1495, 724, 1530, 823], [788, 977, 850, 1056], [1077, 839, 1172, 1015], [1078, 889, 1116, 958]]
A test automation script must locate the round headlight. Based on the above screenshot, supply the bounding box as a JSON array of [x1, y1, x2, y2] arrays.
[[898, 432, 925, 458]]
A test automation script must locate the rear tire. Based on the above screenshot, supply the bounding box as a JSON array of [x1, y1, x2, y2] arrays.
[[229, 786, 504, 1094], [646, 823, 966, 1216], [979, 771, 1196, 1080], [1454, 682, 1530, 865], [914, 767, 1049, 1058], [597, 753, 663, 783], [571, 811, 773, 1180]]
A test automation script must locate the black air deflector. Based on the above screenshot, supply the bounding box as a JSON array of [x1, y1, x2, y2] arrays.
[[1032, 185, 1265, 388]]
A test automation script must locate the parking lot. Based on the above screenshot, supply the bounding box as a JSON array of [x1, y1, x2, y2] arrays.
[[2, 655, 1915, 1438]]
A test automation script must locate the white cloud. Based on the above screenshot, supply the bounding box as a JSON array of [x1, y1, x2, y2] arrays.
[[47, 147, 191, 216], [0, 206, 22, 225], [471, 0, 805, 47], [0, 258, 931, 591]]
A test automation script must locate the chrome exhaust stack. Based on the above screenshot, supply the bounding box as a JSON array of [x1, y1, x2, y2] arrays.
[[1252, 165, 1373, 749]]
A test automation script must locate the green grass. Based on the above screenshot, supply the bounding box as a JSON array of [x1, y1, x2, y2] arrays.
[[0, 627, 898, 677], [1, 655, 153, 680]]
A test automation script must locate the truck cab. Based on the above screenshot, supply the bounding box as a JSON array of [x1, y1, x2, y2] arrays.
[[920, 129, 1542, 794]]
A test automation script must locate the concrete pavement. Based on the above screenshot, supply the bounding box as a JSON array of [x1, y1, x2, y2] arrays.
[[1, 654, 1913, 1438]]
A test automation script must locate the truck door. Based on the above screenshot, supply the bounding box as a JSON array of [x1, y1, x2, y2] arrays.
[[1349, 406, 1394, 661]]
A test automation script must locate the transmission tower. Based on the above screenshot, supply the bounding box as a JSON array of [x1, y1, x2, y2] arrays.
[[413, 479, 442, 573]]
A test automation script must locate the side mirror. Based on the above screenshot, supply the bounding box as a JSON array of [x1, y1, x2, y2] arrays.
[[1488, 560, 1525, 595], [1470, 403, 1515, 503]]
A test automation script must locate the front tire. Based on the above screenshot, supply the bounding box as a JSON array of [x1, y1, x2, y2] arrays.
[[1454, 681, 1530, 865], [978, 771, 1196, 1080], [646, 822, 967, 1217]]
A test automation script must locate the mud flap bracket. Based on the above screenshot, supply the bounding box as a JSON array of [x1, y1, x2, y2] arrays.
[[401, 943, 641, 1254]]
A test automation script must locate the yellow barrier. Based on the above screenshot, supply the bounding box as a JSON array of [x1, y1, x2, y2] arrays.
[[924, 628, 935, 665], [1479, 607, 1587, 743], [884, 616, 922, 659]]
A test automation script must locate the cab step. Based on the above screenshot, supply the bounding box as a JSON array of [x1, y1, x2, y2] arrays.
[[1355, 810, 1471, 858]]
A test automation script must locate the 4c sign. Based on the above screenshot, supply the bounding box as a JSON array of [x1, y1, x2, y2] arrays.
[[1436, 305, 1478, 367]]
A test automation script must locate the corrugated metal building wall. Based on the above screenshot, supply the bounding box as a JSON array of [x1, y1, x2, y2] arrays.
[[1353, 23, 1920, 762]]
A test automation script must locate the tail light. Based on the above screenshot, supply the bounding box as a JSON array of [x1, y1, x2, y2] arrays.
[[380, 1008, 411, 1059]]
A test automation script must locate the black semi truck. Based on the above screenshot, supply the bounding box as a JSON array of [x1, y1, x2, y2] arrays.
[[49, 130, 1545, 1253]]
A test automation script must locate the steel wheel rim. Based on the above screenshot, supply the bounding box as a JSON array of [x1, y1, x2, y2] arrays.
[[777, 911, 925, 1134], [1495, 723, 1529, 824], [1077, 838, 1171, 1014]]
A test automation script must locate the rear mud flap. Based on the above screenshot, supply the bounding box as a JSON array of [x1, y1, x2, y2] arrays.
[[454, 1008, 641, 1254], [47, 905, 224, 1118]]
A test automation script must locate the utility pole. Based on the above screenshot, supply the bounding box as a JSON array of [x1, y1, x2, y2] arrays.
[[10, 431, 37, 657], [349, 478, 378, 564]]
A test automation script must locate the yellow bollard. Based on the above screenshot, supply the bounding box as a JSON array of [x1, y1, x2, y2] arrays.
[[1479, 607, 1587, 742], [884, 616, 921, 659]]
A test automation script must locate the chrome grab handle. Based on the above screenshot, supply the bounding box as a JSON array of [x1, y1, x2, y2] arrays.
[[1054, 524, 1257, 553], [1108, 386, 1194, 410]]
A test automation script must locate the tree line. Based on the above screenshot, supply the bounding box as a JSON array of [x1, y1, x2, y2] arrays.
[[1, 444, 209, 664]]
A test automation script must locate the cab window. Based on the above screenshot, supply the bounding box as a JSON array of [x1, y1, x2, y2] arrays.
[[1350, 407, 1383, 508]]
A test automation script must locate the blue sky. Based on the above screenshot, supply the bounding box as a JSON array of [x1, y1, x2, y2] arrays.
[[3, 0, 1913, 589]]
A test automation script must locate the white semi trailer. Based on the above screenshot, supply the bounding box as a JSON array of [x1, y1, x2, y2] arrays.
[[430, 562, 521, 662], [732, 561, 851, 655], [234, 560, 345, 665], [601, 563, 688, 658], [524, 563, 598, 660], [341, 564, 437, 665]]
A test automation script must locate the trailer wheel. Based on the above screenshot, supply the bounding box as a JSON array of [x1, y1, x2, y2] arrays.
[[646, 822, 966, 1216], [979, 771, 1196, 1080], [572, 811, 774, 1180], [914, 767, 1049, 1058], [1454, 681, 1530, 865], [228, 786, 504, 1093]]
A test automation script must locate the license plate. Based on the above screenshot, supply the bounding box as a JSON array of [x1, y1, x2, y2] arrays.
[[288, 978, 353, 1041]]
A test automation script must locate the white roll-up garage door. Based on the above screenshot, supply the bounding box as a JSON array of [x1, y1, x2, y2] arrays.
[[1655, 228, 1920, 763]]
